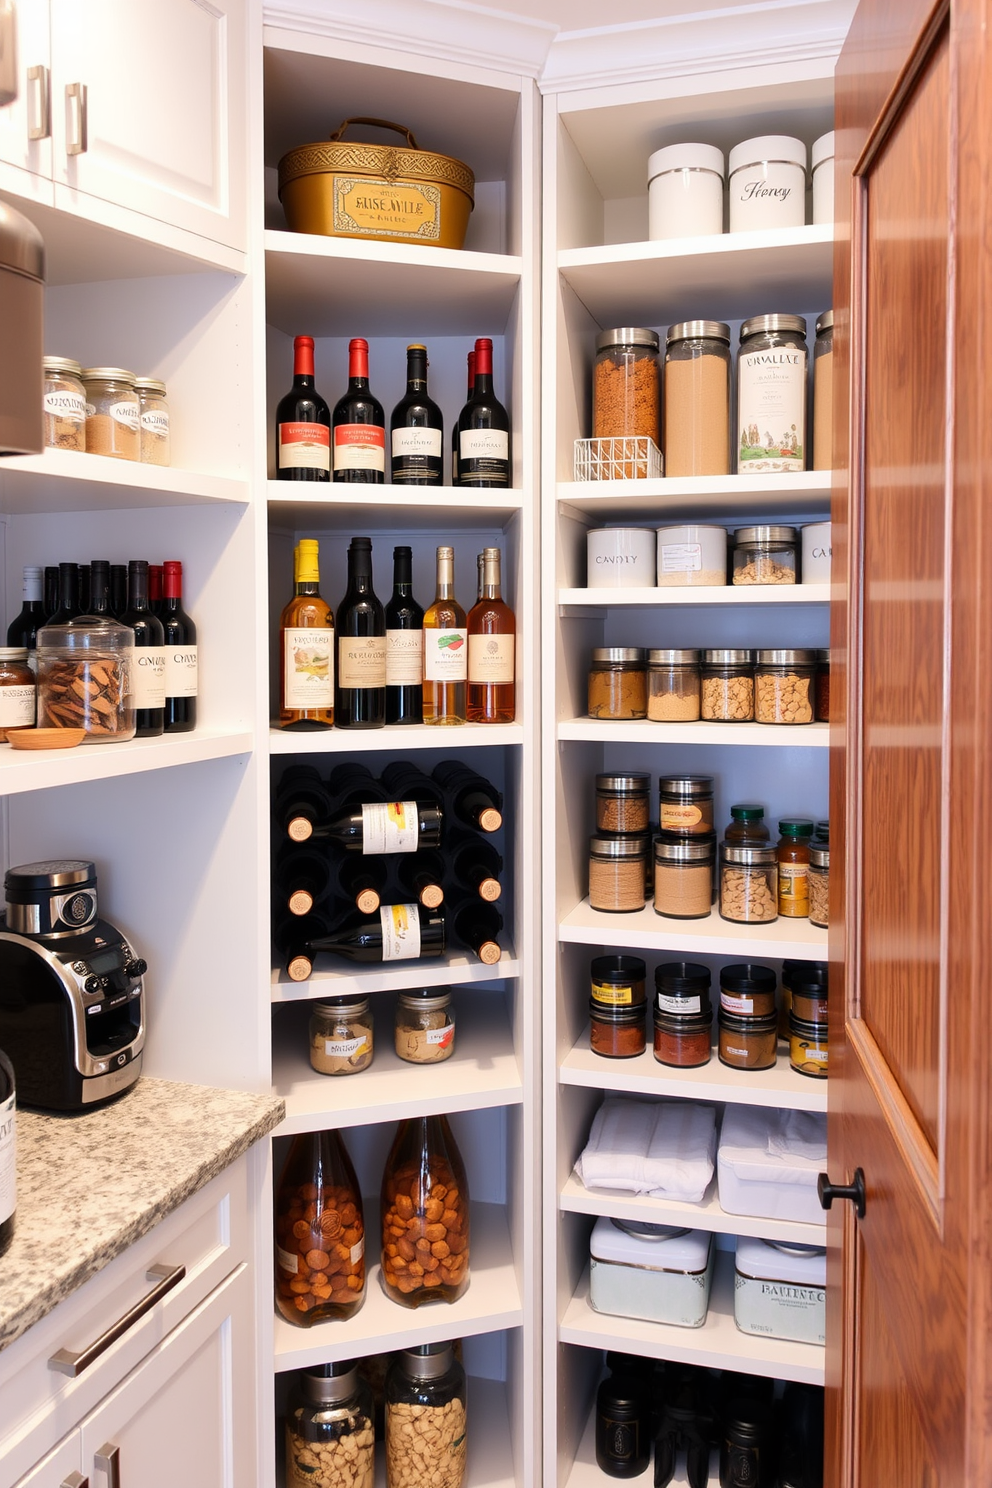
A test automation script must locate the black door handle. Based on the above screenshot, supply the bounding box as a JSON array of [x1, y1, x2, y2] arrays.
[[817, 1168, 866, 1219]]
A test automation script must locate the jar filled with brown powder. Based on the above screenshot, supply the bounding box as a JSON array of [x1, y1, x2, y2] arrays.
[[593, 327, 660, 444], [647, 649, 700, 721], [653, 833, 715, 918], [588, 647, 647, 719], [596, 773, 651, 833], [82, 367, 140, 461], [663, 320, 732, 476], [588, 834, 647, 912]]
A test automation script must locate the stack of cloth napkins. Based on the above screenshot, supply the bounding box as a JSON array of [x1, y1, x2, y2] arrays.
[[574, 1096, 717, 1203]]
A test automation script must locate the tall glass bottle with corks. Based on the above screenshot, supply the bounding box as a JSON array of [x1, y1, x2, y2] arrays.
[[275, 1130, 366, 1326], [380, 1114, 469, 1306]]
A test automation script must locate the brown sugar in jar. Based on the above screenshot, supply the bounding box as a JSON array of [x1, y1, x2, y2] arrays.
[[596, 773, 651, 834], [593, 328, 661, 442], [590, 999, 646, 1058], [588, 648, 647, 719], [588, 835, 647, 912]]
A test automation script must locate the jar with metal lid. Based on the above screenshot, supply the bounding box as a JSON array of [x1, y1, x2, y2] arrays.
[[589, 998, 646, 1058], [591, 954, 646, 1011], [593, 327, 660, 443], [285, 1362, 375, 1488], [596, 773, 650, 833], [309, 996, 374, 1075], [791, 963, 828, 1022], [36, 615, 135, 742], [736, 316, 808, 474], [815, 648, 830, 720], [386, 1344, 467, 1488], [81, 367, 140, 461], [813, 310, 834, 470], [0, 648, 35, 740], [719, 963, 777, 1019], [658, 774, 714, 836], [653, 1006, 712, 1068], [732, 524, 798, 585], [754, 648, 815, 724], [808, 842, 830, 928], [588, 648, 647, 720], [701, 649, 754, 721], [647, 143, 725, 240], [656, 522, 728, 587], [134, 377, 171, 466], [42, 356, 86, 451], [777, 818, 814, 917], [589, 835, 647, 913], [647, 648, 700, 721], [790, 1015, 828, 1078], [728, 135, 806, 232], [394, 988, 454, 1064], [663, 321, 732, 476], [653, 833, 714, 918], [719, 842, 778, 923], [718, 1010, 779, 1071], [724, 803, 770, 844]]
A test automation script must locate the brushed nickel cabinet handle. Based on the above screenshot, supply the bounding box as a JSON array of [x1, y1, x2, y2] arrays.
[[60, 1476, 89, 1488], [48, 1263, 186, 1376], [27, 64, 49, 139], [65, 80, 87, 155], [93, 1444, 120, 1488]]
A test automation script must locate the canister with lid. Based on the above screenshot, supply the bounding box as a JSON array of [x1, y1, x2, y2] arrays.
[[589, 1216, 715, 1327], [385, 1344, 467, 1488], [587, 527, 657, 588], [647, 648, 700, 721], [596, 772, 650, 833], [812, 310, 834, 471], [811, 131, 835, 224], [285, 1362, 375, 1488], [791, 962, 828, 1022], [701, 649, 754, 721], [808, 841, 830, 928], [591, 955, 646, 1011], [656, 523, 727, 587], [655, 961, 712, 1016], [82, 367, 140, 461], [736, 315, 808, 474], [589, 835, 647, 913], [647, 143, 725, 240], [663, 321, 732, 476], [36, 615, 135, 743], [653, 833, 715, 919], [589, 999, 647, 1058], [754, 649, 815, 724], [719, 1010, 779, 1070], [394, 988, 454, 1064], [728, 135, 806, 232], [653, 963, 713, 1068], [719, 964, 777, 1019], [0, 648, 35, 740], [719, 842, 778, 923], [309, 996, 374, 1075], [802, 518, 832, 582], [658, 775, 714, 836], [733, 524, 798, 585], [42, 357, 86, 451], [593, 327, 660, 444], [588, 648, 647, 720], [134, 377, 171, 466], [734, 1237, 827, 1345]]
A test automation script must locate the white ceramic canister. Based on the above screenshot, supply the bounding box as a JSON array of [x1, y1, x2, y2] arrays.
[[728, 135, 807, 232], [734, 1237, 826, 1345], [802, 521, 832, 583], [647, 143, 725, 240], [589, 1216, 714, 1327], [656, 524, 728, 587], [811, 131, 835, 225], [587, 526, 657, 588]]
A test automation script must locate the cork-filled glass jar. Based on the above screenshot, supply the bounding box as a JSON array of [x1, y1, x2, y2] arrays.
[[593, 327, 660, 443]]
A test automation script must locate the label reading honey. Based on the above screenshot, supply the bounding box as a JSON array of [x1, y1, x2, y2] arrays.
[[380, 903, 422, 961], [361, 802, 419, 855], [284, 628, 333, 708], [334, 176, 441, 240]]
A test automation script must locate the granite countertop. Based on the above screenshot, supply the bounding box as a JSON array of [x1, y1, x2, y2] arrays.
[[0, 1076, 284, 1351]]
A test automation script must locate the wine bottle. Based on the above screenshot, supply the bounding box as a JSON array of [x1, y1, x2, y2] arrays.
[[452, 899, 503, 964], [276, 765, 333, 843], [87, 560, 112, 616], [276, 847, 333, 917], [275, 334, 331, 481], [162, 560, 197, 732], [48, 562, 82, 625], [283, 904, 445, 980], [43, 566, 59, 622], [7, 567, 46, 664], [109, 564, 128, 618], [451, 836, 503, 902], [391, 343, 443, 485], [457, 336, 510, 488], [120, 560, 166, 737], [77, 564, 91, 614], [433, 760, 503, 832], [385, 546, 424, 725], [380, 760, 443, 808], [333, 338, 385, 484], [310, 800, 442, 853], [335, 855, 388, 916], [467, 546, 515, 723], [279, 538, 334, 730], [149, 565, 163, 616], [327, 761, 384, 807], [335, 536, 386, 729], [423, 546, 467, 726], [397, 849, 446, 910], [452, 350, 474, 487], [276, 1130, 365, 1324]]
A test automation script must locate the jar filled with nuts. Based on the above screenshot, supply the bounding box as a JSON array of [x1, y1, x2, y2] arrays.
[[732, 525, 798, 585], [588, 648, 648, 720], [380, 1114, 469, 1306], [36, 615, 136, 743], [647, 649, 701, 721], [309, 996, 374, 1075], [285, 1363, 375, 1488], [595, 773, 651, 834], [395, 988, 455, 1064], [42, 357, 87, 451], [719, 841, 778, 923], [701, 649, 755, 721], [754, 649, 816, 724], [808, 840, 830, 927], [275, 1130, 366, 1326], [386, 1344, 467, 1488]]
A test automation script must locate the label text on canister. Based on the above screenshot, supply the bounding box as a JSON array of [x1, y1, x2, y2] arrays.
[[738, 345, 806, 471]]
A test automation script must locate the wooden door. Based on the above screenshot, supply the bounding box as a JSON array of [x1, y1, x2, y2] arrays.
[[828, 0, 992, 1482]]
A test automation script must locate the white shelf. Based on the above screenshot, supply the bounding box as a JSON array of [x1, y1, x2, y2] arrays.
[[270, 722, 523, 753], [273, 991, 522, 1132], [558, 471, 833, 521], [560, 1253, 824, 1386], [267, 482, 524, 533], [559, 1037, 827, 1114], [0, 727, 253, 798], [271, 949, 520, 1003], [265, 230, 523, 338], [559, 585, 830, 609], [0, 450, 248, 514], [273, 1201, 522, 1370], [558, 720, 828, 748], [559, 901, 828, 960], [559, 1172, 825, 1243], [567, 1403, 719, 1488], [558, 226, 833, 329]]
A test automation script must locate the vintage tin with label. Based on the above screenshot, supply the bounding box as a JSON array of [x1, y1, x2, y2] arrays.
[[589, 1216, 715, 1327], [734, 1237, 826, 1345]]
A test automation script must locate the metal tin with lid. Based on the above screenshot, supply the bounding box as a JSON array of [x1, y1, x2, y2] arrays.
[[734, 1236, 826, 1344], [729, 136, 806, 232], [590, 1215, 715, 1327], [811, 130, 835, 224], [648, 143, 724, 239], [588, 648, 647, 720]]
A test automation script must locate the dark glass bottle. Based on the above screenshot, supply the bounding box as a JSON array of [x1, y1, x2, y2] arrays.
[[274, 1130, 365, 1325], [596, 1372, 651, 1479], [333, 338, 385, 484], [725, 803, 771, 844], [77, 564, 91, 614], [0, 1048, 14, 1259], [6, 566, 46, 663], [149, 565, 164, 616], [311, 800, 442, 853], [43, 566, 59, 621], [397, 850, 446, 910], [335, 537, 385, 729], [334, 855, 388, 916], [48, 561, 81, 625], [282, 905, 445, 980], [380, 760, 443, 808], [456, 336, 510, 488], [275, 334, 331, 481], [120, 560, 166, 737], [327, 761, 384, 808], [276, 765, 333, 843], [275, 846, 333, 918], [161, 560, 197, 733], [380, 1115, 469, 1305], [719, 1397, 775, 1488], [452, 350, 474, 486], [451, 836, 503, 902], [432, 760, 503, 832], [109, 564, 128, 618], [385, 545, 424, 725], [390, 343, 443, 485], [452, 899, 503, 964], [87, 560, 112, 616]]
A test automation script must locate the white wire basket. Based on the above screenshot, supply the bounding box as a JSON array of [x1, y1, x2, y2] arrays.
[[573, 436, 663, 481]]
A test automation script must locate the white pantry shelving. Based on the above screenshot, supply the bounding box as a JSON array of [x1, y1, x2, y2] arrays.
[[558, 903, 828, 959], [557, 720, 829, 747], [559, 1039, 827, 1114], [558, 584, 830, 608], [269, 722, 525, 753], [270, 951, 522, 1003], [558, 1172, 826, 1246]]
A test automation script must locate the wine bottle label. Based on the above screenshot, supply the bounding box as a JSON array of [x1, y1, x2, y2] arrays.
[[338, 635, 386, 690], [392, 427, 442, 458], [334, 424, 385, 472], [386, 628, 423, 687], [380, 903, 422, 960], [133, 650, 167, 709], [279, 421, 331, 471], [361, 801, 419, 854], [284, 628, 334, 708], [0, 685, 35, 727], [468, 634, 514, 684], [424, 627, 467, 681], [109, 398, 140, 430], [459, 429, 509, 485], [0, 1089, 14, 1227], [43, 390, 86, 422], [164, 644, 198, 699]]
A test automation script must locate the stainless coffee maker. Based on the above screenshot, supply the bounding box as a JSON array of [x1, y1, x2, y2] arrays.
[[0, 860, 146, 1110]]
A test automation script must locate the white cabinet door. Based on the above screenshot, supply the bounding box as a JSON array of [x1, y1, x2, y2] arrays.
[[49, 0, 245, 250], [78, 1267, 254, 1488], [10, 1436, 80, 1488], [0, 0, 53, 200]]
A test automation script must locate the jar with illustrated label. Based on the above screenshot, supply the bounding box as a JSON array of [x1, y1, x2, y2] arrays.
[[588, 648, 647, 719], [82, 367, 140, 460], [386, 1344, 467, 1488], [275, 1129, 366, 1326], [733, 525, 798, 585], [309, 996, 374, 1075], [647, 649, 700, 721], [754, 649, 815, 724], [812, 311, 834, 471], [0, 648, 35, 741], [394, 988, 455, 1064], [701, 650, 754, 721], [133, 377, 171, 466], [589, 835, 647, 913], [777, 819, 814, 917], [728, 135, 806, 232], [285, 1362, 375, 1488], [647, 143, 725, 240], [736, 316, 808, 474], [42, 356, 86, 451], [663, 321, 732, 476], [719, 842, 778, 923], [811, 131, 835, 224], [658, 775, 714, 836], [593, 328, 660, 443], [656, 523, 727, 587]]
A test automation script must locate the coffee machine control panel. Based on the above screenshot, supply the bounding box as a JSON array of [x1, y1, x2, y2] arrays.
[[62, 941, 147, 1016]]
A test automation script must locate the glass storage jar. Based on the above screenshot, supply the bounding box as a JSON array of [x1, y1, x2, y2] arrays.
[[724, 803, 770, 844], [394, 987, 455, 1064], [655, 961, 712, 1017], [647, 649, 700, 721], [815, 648, 830, 721], [134, 377, 171, 466], [0, 648, 35, 740], [275, 1129, 365, 1326], [813, 311, 834, 471], [777, 819, 814, 917], [591, 954, 646, 1011], [588, 648, 647, 719], [647, 142, 724, 240], [754, 649, 816, 724], [719, 842, 778, 923], [589, 835, 648, 913], [653, 833, 715, 918], [718, 1010, 779, 1071], [309, 996, 374, 1075], [593, 328, 660, 444], [590, 998, 646, 1058], [658, 775, 714, 836], [808, 842, 830, 928], [791, 963, 828, 1023], [790, 1015, 828, 1078], [653, 1007, 712, 1068], [596, 773, 651, 833], [663, 321, 732, 476], [701, 649, 754, 721], [380, 1114, 469, 1306], [386, 1344, 467, 1488], [285, 1362, 375, 1488], [81, 367, 140, 460], [719, 964, 777, 1019], [736, 315, 808, 474], [36, 615, 135, 743], [732, 525, 798, 585], [42, 356, 87, 451]]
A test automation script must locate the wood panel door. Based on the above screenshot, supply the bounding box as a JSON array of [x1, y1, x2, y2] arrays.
[[828, 0, 992, 1482]]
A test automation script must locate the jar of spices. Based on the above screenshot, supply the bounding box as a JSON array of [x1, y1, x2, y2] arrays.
[[719, 842, 778, 923], [42, 356, 87, 451], [790, 1015, 828, 1078], [732, 525, 798, 585], [134, 377, 171, 466], [386, 1344, 467, 1488], [813, 310, 834, 470], [589, 835, 648, 913], [647, 142, 725, 240], [754, 649, 815, 724], [658, 775, 714, 836], [791, 964, 828, 1023], [652, 976, 713, 1068], [663, 321, 732, 476], [36, 615, 136, 743], [82, 367, 140, 461], [285, 1363, 375, 1488], [0, 648, 35, 741], [394, 988, 454, 1064], [653, 833, 715, 919], [815, 649, 830, 721], [718, 1010, 779, 1071], [588, 648, 647, 720], [647, 649, 700, 721], [724, 803, 770, 844], [593, 328, 660, 446], [590, 998, 646, 1058], [591, 955, 646, 1011], [719, 963, 777, 1019], [777, 819, 814, 917], [596, 773, 650, 834], [736, 315, 808, 474], [728, 135, 807, 232], [808, 841, 830, 928], [309, 997, 374, 1075], [655, 961, 711, 1016], [701, 649, 754, 721]]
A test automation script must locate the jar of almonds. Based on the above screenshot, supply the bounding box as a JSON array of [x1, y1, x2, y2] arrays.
[[275, 1130, 365, 1326], [394, 988, 455, 1064], [380, 1114, 469, 1306], [386, 1344, 467, 1488], [36, 615, 135, 743], [285, 1363, 374, 1488]]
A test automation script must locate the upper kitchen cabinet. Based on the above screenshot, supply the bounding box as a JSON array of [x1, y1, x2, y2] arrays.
[[0, 0, 52, 199]]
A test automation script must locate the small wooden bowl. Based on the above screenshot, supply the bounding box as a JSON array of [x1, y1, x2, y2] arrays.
[[7, 727, 87, 750]]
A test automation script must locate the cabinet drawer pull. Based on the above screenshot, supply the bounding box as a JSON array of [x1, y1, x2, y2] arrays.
[[60, 1476, 89, 1488], [65, 80, 87, 155], [27, 63, 49, 139], [48, 1263, 186, 1376], [93, 1444, 120, 1488]]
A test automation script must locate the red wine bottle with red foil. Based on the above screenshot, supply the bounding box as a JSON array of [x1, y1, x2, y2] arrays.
[[456, 337, 510, 488], [333, 338, 385, 484], [162, 560, 197, 733], [276, 335, 331, 481]]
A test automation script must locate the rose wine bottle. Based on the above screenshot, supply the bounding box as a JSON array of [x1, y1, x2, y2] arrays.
[[385, 546, 424, 725], [467, 546, 515, 723], [391, 344, 443, 485], [456, 337, 510, 488], [423, 546, 467, 725], [333, 338, 385, 483], [276, 334, 331, 481], [335, 537, 386, 729], [279, 538, 334, 730], [162, 560, 197, 733]]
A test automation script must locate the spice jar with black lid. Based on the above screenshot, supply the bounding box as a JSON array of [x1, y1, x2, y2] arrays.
[[596, 773, 651, 834], [655, 961, 712, 1016], [790, 1015, 828, 1078], [588, 648, 648, 720], [719, 963, 777, 1019], [718, 1010, 779, 1070], [658, 775, 714, 836], [791, 962, 828, 1025], [652, 962, 713, 1068], [595, 1371, 651, 1478], [590, 999, 647, 1058], [591, 955, 646, 1011], [589, 835, 648, 913], [701, 649, 755, 722], [653, 833, 715, 918]]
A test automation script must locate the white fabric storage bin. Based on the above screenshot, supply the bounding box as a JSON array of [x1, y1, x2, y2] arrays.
[[734, 1236, 826, 1345], [589, 1216, 714, 1327], [717, 1105, 826, 1226]]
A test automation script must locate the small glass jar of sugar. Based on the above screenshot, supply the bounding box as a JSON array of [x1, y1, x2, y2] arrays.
[[728, 135, 806, 232], [647, 143, 724, 240]]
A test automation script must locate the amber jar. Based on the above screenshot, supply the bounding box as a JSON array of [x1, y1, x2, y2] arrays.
[[815, 649, 830, 721], [590, 999, 647, 1058], [718, 1010, 779, 1070], [658, 775, 714, 836], [591, 955, 646, 1011], [0, 648, 36, 740], [790, 1015, 828, 1078], [275, 1130, 366, 1326], [808, 842, 830, 928], [719, 964, 777, 1019], [777, 819, 815, 918], [653, 1007, 712, 1068], [724, 803, 770, 844], [380, 1114, 469, 1306], [653, 833, 715, 918], [588, 648, 648, 720], [589, 835, 648, 912], [596, 773, 651, 834]]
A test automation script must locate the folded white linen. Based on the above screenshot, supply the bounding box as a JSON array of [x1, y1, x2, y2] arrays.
[[719, 1105, 825, 1187], [574, 1096, 717, 1202], [766, 1109, 828, 1162]]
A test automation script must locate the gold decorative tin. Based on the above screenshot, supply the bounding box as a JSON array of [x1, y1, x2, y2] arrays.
[[278, 117, 475, 249]]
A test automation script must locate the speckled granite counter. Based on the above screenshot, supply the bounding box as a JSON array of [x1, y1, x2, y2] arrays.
[[0, 1076, 284, 1351]]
